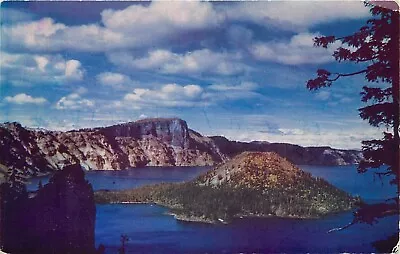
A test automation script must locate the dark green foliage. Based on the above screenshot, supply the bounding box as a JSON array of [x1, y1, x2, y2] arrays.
[[95, 177, 357, 222], [372, 233, 399, 253], [306, 2, 399, 250], [0, 164, 96, 253], [306, 2, 399, 182]]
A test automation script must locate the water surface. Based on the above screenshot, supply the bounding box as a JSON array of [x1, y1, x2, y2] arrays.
[[27, 165, 398, 253]]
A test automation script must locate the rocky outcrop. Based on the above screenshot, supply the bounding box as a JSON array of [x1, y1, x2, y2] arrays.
[[0, 119, 226, 175], [0, 164, 96, 253], [95, 152, 359, 222], [0, 118, 363, 176]]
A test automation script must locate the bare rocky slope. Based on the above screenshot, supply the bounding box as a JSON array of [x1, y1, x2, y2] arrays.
[[0, 118, 363, 175]]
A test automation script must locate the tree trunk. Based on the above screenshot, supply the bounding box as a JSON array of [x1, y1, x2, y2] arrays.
[[393, 11, 400, 188]]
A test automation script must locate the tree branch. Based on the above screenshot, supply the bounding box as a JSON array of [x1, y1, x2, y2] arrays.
[[327, 69, 368, 82]]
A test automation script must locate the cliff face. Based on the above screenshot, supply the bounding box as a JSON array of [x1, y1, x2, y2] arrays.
[[0, 118, 363, 175], [0, 119, 226, 174], [0, 164, 96, 253]]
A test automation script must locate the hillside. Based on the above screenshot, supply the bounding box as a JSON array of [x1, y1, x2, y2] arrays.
[[0, 118, 362, 176], [95, 152, 359, 222]]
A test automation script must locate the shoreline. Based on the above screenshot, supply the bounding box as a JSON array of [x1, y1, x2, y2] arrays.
[[99, 200, 354, 224]]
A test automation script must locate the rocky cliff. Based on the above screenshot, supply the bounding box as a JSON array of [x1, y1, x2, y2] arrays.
[[0, 118, 362, 176], [95, 152, 358, 221], [0, 164, 96, 253]]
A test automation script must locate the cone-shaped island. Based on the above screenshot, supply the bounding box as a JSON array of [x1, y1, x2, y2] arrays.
[[95, 152, 359, 223]]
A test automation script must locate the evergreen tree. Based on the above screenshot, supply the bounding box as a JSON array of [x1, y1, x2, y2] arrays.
[[306, 2, 399, 249]]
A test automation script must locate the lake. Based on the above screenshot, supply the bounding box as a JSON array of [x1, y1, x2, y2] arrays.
[[27, 165, 397, 253]]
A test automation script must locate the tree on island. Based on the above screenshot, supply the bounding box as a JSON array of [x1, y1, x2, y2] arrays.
[[306, 1, 399, 251]]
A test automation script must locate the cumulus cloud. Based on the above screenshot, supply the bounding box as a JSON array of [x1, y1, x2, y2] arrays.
[[249, 33, 340, 65], [101, 1, 222, 32], [96, 72, 136, 89], [122, 83, 204, 108], [1, 2, 370, 53], [108, 49, 246, 75], [1, 18, 124, 52], [223, 1, 370, 31], [56, 93, 94, 110], [2, 2, 222, 53], [4, 93, 47, 105], [117, 81, 265, 109], [1, 51, 84, 86], [208, 82, 258, 91]]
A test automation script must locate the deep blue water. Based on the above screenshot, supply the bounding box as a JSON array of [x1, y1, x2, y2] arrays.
[[27, 166, 211, 192], [27, 165, 398, 253]]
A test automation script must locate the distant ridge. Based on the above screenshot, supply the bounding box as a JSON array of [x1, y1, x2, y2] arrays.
[[0, 118, 363, 175]]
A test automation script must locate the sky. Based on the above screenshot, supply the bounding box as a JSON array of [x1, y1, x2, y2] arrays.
[[0, 1, 387, 149]]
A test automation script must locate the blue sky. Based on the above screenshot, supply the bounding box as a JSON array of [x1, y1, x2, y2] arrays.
[[0, 1, 385, 149]]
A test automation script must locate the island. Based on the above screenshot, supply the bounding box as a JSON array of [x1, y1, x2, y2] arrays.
[[95, 152, 360, 223]]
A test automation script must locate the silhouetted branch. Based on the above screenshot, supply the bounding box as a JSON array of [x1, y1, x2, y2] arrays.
[[327, 70, 368, 82]]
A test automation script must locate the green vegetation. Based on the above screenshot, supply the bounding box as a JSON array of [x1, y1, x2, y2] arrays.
[[95, 152, 359, 223], [95, 178, 358, 222]]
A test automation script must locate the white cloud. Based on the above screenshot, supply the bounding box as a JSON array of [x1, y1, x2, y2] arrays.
[[2, 18, 124, 52], [208, 82, 258, 91], [223, 1, 370, 31], [2, 2, 222, 53], [101, 1, 222, 31], [108, 49, 246, 75], [4, 93, 47, 105], [65, 60, 83, 78], [96, 72, 136, 89], [122, 83, 204, 108], [1, 51, 84, 86], [56, 93, 94, 110], [1, 2, 370, 53], [315, 90, 331, 101], [249, 33, 340, 65], [116, 80, 265, 109]]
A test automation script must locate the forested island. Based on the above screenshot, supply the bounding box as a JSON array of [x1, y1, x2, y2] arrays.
[[95, 152, 360, 223]]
